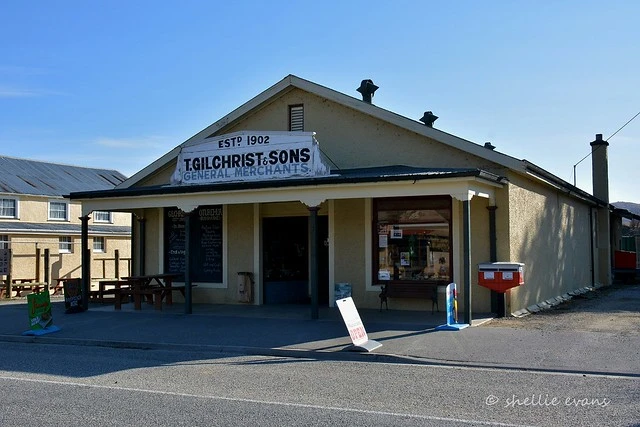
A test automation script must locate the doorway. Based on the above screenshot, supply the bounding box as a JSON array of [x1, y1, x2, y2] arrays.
[[263, 216, 328, 304]]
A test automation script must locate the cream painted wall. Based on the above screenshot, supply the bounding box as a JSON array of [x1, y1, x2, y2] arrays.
[[5, 235, 130, 284], [142, 208, 161, 275], [138, 88, 507, 186], [218, 203, 254, 304], [506, 172, 593, 312], [469, 196, 493, 313], [2, 195, 131, 288], [333, 198, 369, 307], [137, 162, 177, 187]]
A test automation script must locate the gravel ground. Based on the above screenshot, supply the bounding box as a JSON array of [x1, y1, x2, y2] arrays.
[[484, 282, 640, 334]]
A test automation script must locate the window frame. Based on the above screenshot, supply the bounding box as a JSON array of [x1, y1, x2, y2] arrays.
[[372, 196, 453, 287], [48, 201, 69, 221], [93, 211, 112, 223], [0, 235, 9, 250], [93, 236, 106, 253], [59, 236, 73, 253], [0, 198, 18, 219]]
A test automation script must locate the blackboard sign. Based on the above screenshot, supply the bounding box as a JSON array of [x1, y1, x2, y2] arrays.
[[164, 205, 223, 283]]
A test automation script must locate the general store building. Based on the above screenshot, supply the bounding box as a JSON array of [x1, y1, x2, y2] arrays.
[[70, 75, 625, 321]]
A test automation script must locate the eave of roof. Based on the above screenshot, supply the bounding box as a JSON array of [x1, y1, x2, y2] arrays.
[[523, 161, 609, 207], [72, 166, 505, 200]]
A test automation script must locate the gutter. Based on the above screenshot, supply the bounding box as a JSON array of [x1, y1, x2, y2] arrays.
[[523, 161, 607, 207]]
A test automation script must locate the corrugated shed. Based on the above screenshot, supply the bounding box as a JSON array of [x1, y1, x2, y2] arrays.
[[0, 156, 127, 196]]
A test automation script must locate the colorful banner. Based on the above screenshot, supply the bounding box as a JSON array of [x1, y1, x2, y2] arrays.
[[171, 131, 330, 185], [27, 290, 53, 330]]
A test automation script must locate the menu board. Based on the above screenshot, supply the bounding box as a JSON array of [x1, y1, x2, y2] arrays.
[[164, 205, 223, 282]]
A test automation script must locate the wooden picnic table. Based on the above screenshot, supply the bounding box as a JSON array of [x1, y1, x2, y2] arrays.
[[2, 279, 50, 298], [90, 280, 132, 304], [116, 274, 190, 310]]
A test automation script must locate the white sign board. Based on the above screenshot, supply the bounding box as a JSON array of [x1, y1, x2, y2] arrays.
[[0, 249, 10, 275], [336, 297, 369, 346], [171, 130, 330, 185]]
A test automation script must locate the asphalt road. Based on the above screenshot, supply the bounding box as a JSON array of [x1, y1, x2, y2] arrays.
[[0, 341, 637, 427]]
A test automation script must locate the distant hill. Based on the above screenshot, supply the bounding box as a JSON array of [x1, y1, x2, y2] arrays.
[[613, 202, 640, 216]]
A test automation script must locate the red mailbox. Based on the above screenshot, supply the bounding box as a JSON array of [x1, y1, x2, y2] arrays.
[[478, 262, 524, 293]]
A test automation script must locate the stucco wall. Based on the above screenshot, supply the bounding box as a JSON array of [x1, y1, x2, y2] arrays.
[[138, 88, 506, 186], [2, 195, 131, 290], [506, 173, 593, 312], [469, 196, 492, 313], [332, 198, 368, 307], [218, 203, 254, 304], [141, 208, 161, 275]]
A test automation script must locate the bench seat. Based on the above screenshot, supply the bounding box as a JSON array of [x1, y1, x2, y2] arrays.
[[379, 283, 441, 313]]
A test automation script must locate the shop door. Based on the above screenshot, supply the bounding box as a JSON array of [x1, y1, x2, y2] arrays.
[[263, 216, 329, 305]]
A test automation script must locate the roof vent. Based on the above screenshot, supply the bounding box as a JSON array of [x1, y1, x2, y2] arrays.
[[484, 142, 496, 150], [356, 79, 378, 103], [419, 111, 438, 127]]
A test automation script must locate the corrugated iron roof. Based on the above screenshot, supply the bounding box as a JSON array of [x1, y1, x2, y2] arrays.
[[0, 156, 127, 197], [71, 166, 505, 199], [0, 221, 131, 236]]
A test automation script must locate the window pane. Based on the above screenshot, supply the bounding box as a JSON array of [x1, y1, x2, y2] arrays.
[[93, 236, 105, 252], [59, 237, 72, 253], [94, 211, 111, 222], [0, 199, 16, 217], [0, 235, 9, 249], [50, 202, 67, 220], [375, 197, 452, 283]]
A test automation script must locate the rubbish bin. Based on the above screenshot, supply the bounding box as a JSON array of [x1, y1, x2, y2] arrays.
[[237, 272, 254, 303], [334, 282, 352, 303], [63, 278, 85, 313]]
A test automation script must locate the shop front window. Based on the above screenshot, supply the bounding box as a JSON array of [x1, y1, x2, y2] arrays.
[[374, 196, 452, 284]]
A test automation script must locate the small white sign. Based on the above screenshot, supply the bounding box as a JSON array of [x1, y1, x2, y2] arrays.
[[336, 297, 369, 346], [391, 227, 403, 239], [483, 271, 495, 280], [502, 272, 514, 280]]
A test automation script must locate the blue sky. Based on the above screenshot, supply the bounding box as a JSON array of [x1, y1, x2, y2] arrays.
[[1, 1, 638, 202]]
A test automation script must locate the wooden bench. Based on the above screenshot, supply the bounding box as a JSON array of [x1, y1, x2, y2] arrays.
[[2, 280, 49, 298], [89, 280, 133, 303], [114, 286, 164, 311], [378, 283, 440, 313], [113, 284, 195, 310]]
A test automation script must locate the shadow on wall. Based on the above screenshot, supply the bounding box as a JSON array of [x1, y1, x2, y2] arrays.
[[513, 192, 593, 310]]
